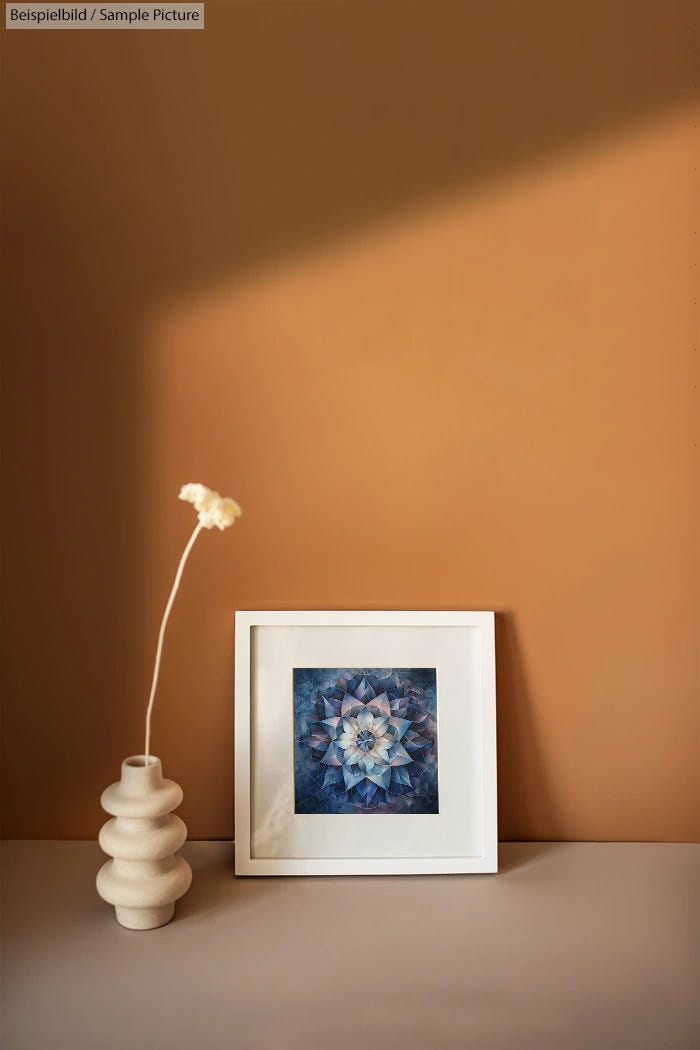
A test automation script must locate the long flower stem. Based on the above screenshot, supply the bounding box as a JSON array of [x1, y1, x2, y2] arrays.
[[144, 521, 204, 763]]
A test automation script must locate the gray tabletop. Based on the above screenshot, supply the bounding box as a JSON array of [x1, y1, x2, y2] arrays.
[[2, 841, 698, 1050]]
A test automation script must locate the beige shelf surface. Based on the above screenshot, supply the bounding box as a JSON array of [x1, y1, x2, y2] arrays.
[[1, 841, 698, 1050]]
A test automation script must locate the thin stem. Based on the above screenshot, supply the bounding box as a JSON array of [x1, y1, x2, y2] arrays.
[[144, 521, 204, 763]]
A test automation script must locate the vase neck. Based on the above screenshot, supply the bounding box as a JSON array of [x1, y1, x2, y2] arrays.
[[120, 755, 164, 793]]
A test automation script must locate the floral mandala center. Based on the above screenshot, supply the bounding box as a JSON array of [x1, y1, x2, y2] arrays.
[[356, 730, 376, 752]]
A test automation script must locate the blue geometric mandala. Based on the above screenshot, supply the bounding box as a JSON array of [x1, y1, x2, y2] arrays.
[[294, 668, 439, 814]]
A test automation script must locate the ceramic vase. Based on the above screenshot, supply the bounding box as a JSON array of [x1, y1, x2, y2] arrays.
[[96, 755, 192, 930]]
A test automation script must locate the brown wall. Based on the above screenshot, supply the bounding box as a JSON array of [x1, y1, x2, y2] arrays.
[[2, 1, 698, 841]]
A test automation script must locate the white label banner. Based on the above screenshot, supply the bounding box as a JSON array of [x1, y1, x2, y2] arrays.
[[5, 4, 204, 29]]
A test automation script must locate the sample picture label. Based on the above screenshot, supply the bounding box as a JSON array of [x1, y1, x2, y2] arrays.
[[5, 4, 204, 30]]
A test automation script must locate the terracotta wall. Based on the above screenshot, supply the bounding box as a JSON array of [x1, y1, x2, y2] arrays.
[[2, 1, 698, 841]]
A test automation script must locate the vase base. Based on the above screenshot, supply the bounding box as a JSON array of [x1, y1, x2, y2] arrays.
[[115, 903, 175, 930]]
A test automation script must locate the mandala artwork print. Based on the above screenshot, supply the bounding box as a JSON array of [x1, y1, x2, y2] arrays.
[[294, 668, 439, 814]]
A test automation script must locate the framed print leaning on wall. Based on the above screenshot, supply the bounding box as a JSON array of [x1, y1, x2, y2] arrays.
[[234, 611, 497, 875]]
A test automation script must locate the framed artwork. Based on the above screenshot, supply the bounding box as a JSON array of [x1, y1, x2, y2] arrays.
[[234, 611, 497, 875]]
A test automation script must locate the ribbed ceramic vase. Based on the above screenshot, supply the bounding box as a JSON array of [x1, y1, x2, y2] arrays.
[[96, 756, 192, 930]]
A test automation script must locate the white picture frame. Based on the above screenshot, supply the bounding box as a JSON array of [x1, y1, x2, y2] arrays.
[[234, 610, 497, 875]]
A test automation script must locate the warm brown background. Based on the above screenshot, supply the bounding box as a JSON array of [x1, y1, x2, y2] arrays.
[[2, 1, 698, 842]]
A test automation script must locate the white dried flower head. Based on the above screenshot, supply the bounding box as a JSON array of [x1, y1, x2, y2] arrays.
[[179, 483, 242, 531]]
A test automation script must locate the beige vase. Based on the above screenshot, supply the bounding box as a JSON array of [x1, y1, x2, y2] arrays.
[[96, 756, 192, 930]]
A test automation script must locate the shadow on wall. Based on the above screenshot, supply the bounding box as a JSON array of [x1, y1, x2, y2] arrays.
[[495, 612, 562, 841], [1, 0, 697, 836]]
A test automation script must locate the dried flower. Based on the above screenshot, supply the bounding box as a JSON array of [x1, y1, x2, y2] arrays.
[[144, 483, 242, 762], [179, 483, 242, 531]]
